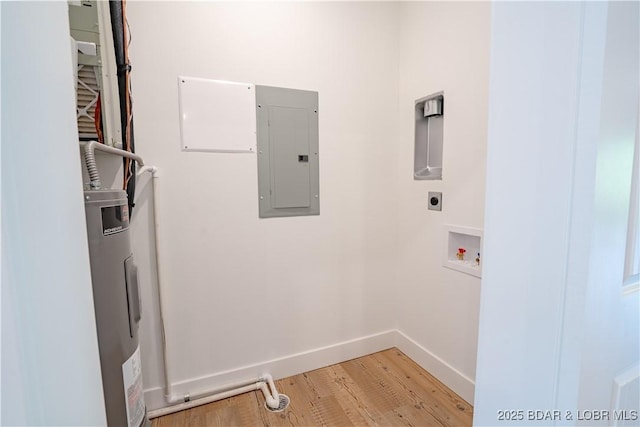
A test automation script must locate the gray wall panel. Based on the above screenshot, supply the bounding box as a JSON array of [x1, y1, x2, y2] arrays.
[[257, 86, 319, 218]]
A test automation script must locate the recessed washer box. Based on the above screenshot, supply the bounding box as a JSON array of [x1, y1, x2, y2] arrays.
[[414, 92, 444, 180], [443, 225, 483, 278], [256, 86, 319, 218]]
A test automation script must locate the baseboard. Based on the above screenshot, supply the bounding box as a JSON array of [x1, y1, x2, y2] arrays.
[[395, 330, 476, 404], [144, 330, 397, 411], [144, 329, 475, 411]]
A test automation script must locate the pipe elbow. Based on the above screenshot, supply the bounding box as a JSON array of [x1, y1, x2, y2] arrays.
[[266, 396, 279, 409], [258, 382, 280, 409], [136, 165, 159, 178], [165, 394, 181, 405]]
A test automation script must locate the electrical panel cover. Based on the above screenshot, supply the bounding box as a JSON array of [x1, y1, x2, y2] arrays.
[[256, 86, 319, 218]]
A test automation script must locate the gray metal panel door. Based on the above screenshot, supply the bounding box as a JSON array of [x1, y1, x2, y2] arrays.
[[256, 85, 319, 218], [270, 106, 310, 208]]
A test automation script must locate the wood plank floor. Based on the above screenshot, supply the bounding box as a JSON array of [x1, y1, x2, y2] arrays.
[[152, 348, 473, 427]]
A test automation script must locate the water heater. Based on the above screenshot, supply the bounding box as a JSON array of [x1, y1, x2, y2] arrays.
[[84, 189, 149, 427]]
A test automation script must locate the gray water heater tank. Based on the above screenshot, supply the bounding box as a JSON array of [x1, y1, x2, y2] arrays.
[[84, 189, 149, 427]]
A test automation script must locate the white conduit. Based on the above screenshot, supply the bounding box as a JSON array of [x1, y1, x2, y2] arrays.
[[137, 167, 282, 419], [81, 141, 144, 189]]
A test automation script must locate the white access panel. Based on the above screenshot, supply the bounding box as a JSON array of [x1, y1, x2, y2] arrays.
[[178, 76, 256, 153]]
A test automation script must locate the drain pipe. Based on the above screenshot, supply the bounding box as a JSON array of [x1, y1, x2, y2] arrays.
[[147, 376, 284, 419], [80, 151, 283, 417], [259, 375, 281, 408], [136, 167, 283, 419], [148, 383, 260, 418]]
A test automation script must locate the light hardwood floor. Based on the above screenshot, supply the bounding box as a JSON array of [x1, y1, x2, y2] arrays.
[[151, 348, 473, 427]]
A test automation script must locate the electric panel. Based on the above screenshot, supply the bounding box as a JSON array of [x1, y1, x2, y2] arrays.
[[256, 86, 319, 218]]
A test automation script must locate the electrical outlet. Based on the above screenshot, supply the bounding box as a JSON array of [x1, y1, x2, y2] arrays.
[[428, 192, 442, 211]]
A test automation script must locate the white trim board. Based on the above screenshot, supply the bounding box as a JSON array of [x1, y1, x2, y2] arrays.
[[394, 330, 476, 404], [143, 329, 475, 411]]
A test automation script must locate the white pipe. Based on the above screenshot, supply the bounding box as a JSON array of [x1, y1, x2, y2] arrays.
[[263, 374, 280, 403], [136, 165, 157, 178], [178, 377, 264, 403], [140, 167, 283, 417], [146, 168, 174, 403], [258, 378, 280, 409], [147, 378, 280, 419], [134, 166, 175, 404], [147, 383, 259, 419]]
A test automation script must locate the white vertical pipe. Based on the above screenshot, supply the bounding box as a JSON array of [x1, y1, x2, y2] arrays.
[[263, 374, 280, 402], [139, 168, 283, 414], [258, 382, 279, 409], [146, 169, 176, 402]]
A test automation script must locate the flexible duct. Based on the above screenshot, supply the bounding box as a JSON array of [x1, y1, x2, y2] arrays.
[[84, 144, 101, 189], [81, 141, 144, 189]]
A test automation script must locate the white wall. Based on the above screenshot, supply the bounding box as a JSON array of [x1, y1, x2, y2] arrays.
[[394, 2, 490, 402], [5, 2, 630, 422], [127, 1, 401, 408], [474, 2, 637, 426], [1, 2, 106, 425], [127, 1, 491, 410]]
